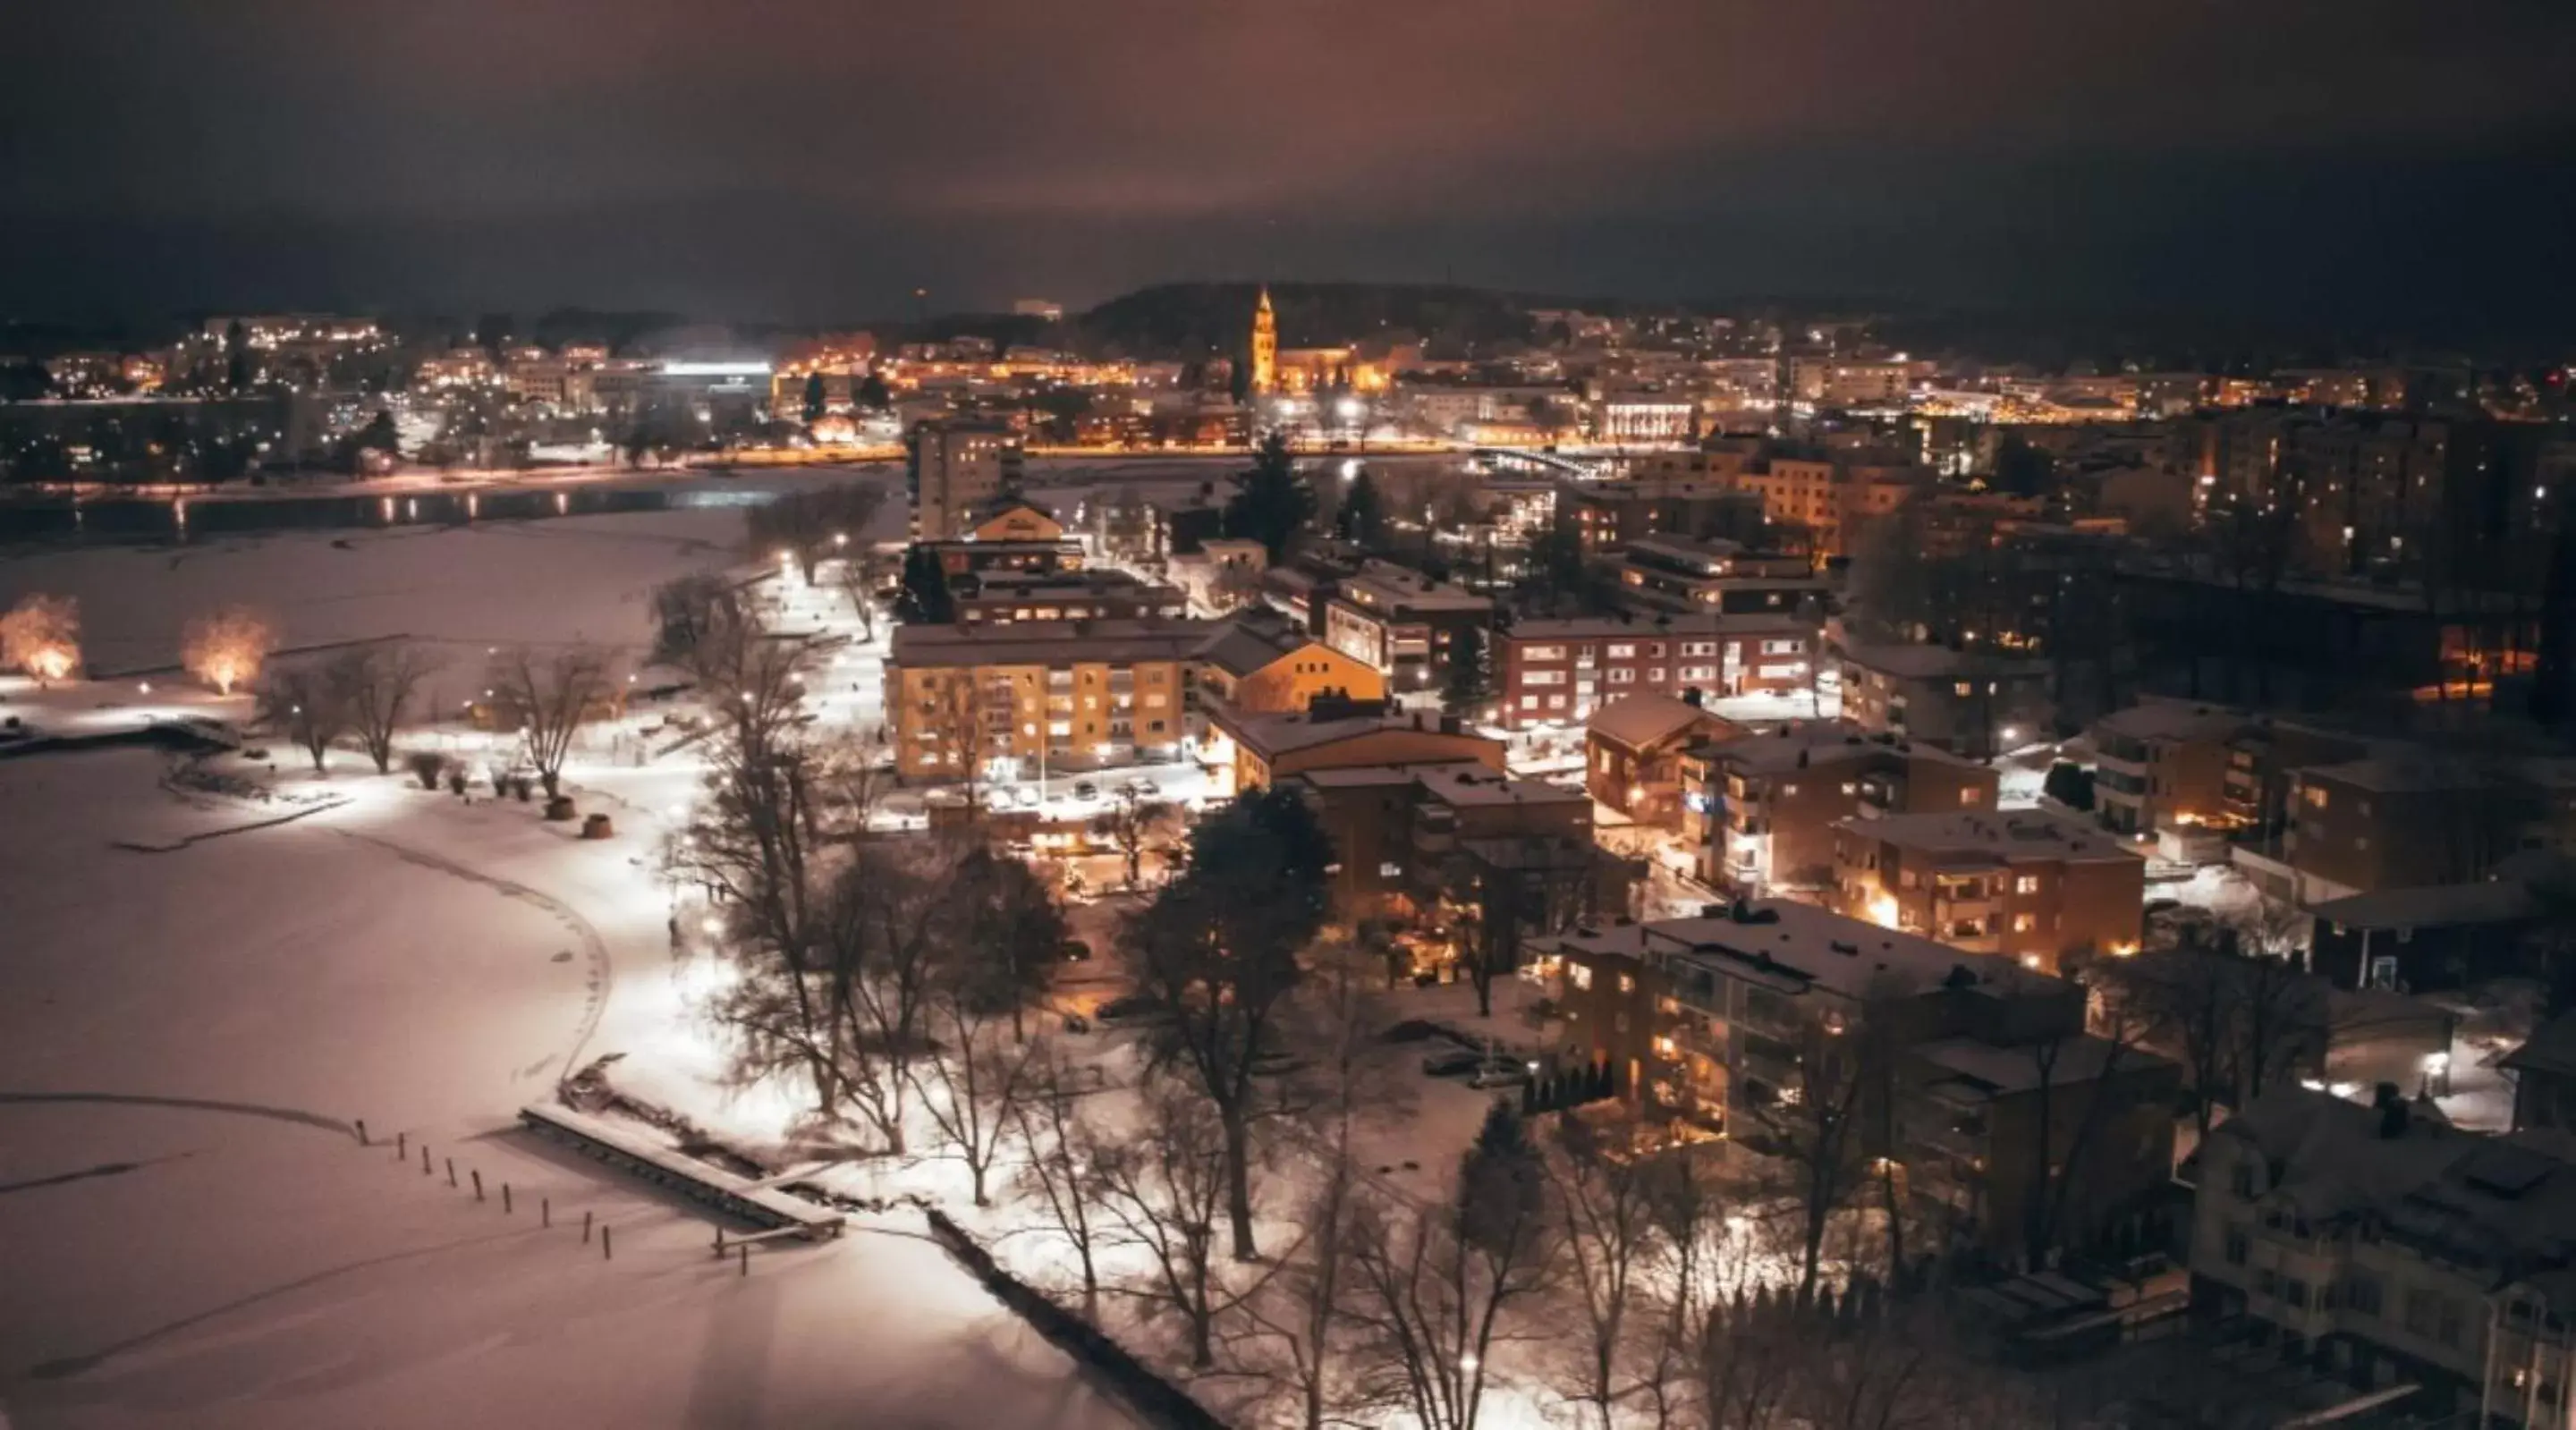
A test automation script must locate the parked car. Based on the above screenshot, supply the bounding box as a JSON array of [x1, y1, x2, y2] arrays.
[[1422, 1048, 1485, 1078], [1126, 778, 1162, 797], [1072, 781, 1100, 801], [1060, 939, 1093, 963], [1095, 994, 1169, 1025], [1468, 1059, 1535, 1089]]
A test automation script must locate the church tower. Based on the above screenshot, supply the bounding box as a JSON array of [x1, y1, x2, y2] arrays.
[[1249, 285, 1277, 395]]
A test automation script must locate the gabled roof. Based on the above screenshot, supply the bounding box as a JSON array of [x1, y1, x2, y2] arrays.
[[2504, 1011, 2576, 1080], [1197, 612, 1334, 679], [1587, 693, 1741, 753]]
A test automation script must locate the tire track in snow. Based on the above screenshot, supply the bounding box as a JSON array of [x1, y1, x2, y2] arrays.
[[0, 1092, 353, 1137], [329, 829, 612, 1089]]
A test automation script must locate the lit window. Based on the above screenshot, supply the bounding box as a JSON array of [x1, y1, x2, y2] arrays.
[[1568, 964, 1593, 992], [2015, 875, 2038, 894]]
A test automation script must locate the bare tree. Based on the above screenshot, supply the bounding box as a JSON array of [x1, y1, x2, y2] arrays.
[[329, 642, 441, 774], [816, 842, 953, 1154], [182, 605, 277, 695], [1750, 977, 1910, 1300], [2020, 1006, 2156, 1265], [1095, 1084, 1256, 1370], [0, 593, 80, 683], [913, 978, 1042, 1206], [257, 663, 350, 772], [748, 482, 886, 582], [1547, 1113, 1665, 1430], [1091, 788, 1178, 890], [1012, 1052, 1114, 1317], [2096, 930, 2315, 1144], [487, 645, 617, 796], [1346, 1103, 1557, 1430], [834, 546, 885, 641]]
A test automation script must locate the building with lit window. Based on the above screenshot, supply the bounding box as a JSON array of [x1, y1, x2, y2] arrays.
[[1318, 561, 1492, 694], [1540, 901, 2176, 1254], [910, 417, 1024, 541], [1493, 613, 1815, 731], [1840, 642, 2053, 760], [2190, 1084, 2576, 1428], [887, 618, 1210, 779], [1684, 721, 1996, 893], [1827, 808, 2146, 974]]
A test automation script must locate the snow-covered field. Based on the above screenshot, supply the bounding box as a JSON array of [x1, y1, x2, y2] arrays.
[[0, 509, 1138, 1430]]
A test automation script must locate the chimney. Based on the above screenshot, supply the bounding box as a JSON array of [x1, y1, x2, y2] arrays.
[[2373, 1082, 2407, 1138]]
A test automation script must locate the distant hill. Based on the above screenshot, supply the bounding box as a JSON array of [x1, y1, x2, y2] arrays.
[[1077, 282, 1541, 359]]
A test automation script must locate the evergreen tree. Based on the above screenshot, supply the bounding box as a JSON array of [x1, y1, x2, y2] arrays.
[[1224, 430, 1316, 563], [894, 545, 956, 624], [1228, 354, 1253, 405], [855, 372, 894, 411], [802, 371, 827, 424], [1440, 624, 1491, 719], [1458, 1100, 1545, 1254]]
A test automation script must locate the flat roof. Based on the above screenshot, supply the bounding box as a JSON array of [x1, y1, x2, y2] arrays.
[[1550, 899, 2041, 1003], [1842, 642, 2047, 681], [1504, 611, 1808, 641], [890, 617, 1215, 669], [1216, 707, 1500, 760], [2094, 700, 2247, 744], [1837, 809, 2140, 866], [1715, 720, 1983, 774], [1914, 1033, 2157, 1097]]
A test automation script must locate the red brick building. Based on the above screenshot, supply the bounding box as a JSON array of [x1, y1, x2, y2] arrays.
[[1492, 613, 1814, 730]]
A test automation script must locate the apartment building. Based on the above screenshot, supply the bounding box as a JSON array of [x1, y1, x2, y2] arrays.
[[2222, 720, 2374, 836], [1562, 478, 1770, 555], [1840, 642, 2053, 760], [1585, 694, 1746, 827], [1493, 613, 1813, 731], [1319, 561, 1493, 693], [909, 417, 1023, 540], [2277, 754, 2532, 903], [887, 618, 1209, 779], [1203, 698, 1504, 796], [2089, 699, 2254, 838], [1542, 901, 2176, 1255], [2190, 1085, 2576, 1427], [1613, 534, 1831, 616], [1685, 722, 1997, 893], [949, 569, 1186, 625], [1828, 809, 2147, 973], [1194, 608, 1385, 715], [1286, 760, 1601, 921], [1736, 454, 1921, 556]]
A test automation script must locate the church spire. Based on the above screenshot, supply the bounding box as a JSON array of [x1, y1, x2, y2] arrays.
[[1249, 283, 1278, 395]]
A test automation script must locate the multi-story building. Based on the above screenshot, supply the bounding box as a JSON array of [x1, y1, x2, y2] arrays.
[[1319, 561, 1492, 695], [1686, 722, 1997, 893], [1828, 808, 2147, 973], [2221, 719, 2374, 837], [1586, 694, 1745, 827], [2089, 699, 2255, 839], [1787, 359, 1916, 409], [1493, 613, 1814, 731], [1839, 642, 2053, 760], [2190, 1085, 2576, 1427], [2506, 1012, 2576, 1136], [2275, 754, 2532, 903], [909, 417, 1023, 541], [1194, 608, 1385, 715], [1736, 453, 1922, 556], [1203, 698, 1504, 796], [1613, 535, 1830, 616], [1287, 761, 1606, 923], [1542, 901, 2178, 1254], [1562, 478, 1771, 556], [887, 617, 1208, 779], [949, 569, 1187, 625]]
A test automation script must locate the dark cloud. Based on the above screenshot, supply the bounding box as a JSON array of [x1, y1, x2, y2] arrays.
[[4, 0, 2572, 333]]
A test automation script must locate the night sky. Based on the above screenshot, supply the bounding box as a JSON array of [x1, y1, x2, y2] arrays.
[[5, 0, 2573, 332]]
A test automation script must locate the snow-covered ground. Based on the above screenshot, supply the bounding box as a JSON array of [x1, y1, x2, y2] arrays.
[[0, 509, 1139, 1429]]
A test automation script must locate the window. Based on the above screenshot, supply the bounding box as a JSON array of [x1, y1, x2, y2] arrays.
[[1567, 964, 1593, 992], [2231, 1162, 2258, 1198], [1607, 643, 1637, 658], [1682, 641, 1717, 656], [2343, 1273, 2382, 1317], [1760, 639, 1800, 656], [1521, 695, 1539, 710], [1608, 669, 1636, 684], [2015, 875, 2039, 894], [2304, 786, 2329, 810], [2282, 1278, 2309, 1310], [1618, 973, 1635, 994], [1523, 670, 1567, 687], [2012, 913, 2035, 933], [1953, 681, 1973, 697], [2223, 1227, 2250, 1266], [1961, 788, 1981, 807]]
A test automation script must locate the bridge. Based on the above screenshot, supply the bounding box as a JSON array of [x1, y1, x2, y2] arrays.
[[1470, 446, 1612, 479]]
